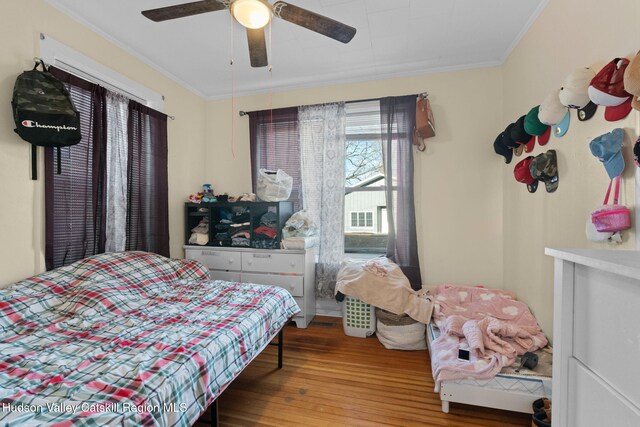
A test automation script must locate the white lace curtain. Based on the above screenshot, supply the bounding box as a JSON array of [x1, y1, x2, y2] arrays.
[[105, 91, 129, 252], [299, 103, 347, 298]]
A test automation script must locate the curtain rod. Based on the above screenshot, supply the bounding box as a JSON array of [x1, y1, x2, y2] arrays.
[[32, 56, 175, 120], [237, 92, 428, 117]]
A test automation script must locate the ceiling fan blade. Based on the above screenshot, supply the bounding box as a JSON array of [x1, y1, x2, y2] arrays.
[[141, 0, 228, 22], [272, 1, 356, 44], [246, 28, 268, 68]]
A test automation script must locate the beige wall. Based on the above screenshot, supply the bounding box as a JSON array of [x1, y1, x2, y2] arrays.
[[205, 67, 506, 290], [501, 0, 640, 337], [6, 0, 634, 342], [0, 0, 207, 286]]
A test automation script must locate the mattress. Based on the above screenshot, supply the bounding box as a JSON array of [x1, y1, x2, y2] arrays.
[[427, 322, 552, 399], [0, 252, 300, 427]]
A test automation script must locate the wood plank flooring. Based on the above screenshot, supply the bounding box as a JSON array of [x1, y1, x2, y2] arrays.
[[196, 316, 531, 427]]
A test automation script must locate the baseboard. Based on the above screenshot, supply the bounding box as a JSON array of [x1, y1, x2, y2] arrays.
[[315, 298, 342, 317]]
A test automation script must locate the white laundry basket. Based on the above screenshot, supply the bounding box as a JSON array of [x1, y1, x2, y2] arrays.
[[342, 295, 376, 338]]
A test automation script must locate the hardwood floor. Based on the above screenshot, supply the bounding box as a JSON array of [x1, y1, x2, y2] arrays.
[[196, 316, 531, 427]]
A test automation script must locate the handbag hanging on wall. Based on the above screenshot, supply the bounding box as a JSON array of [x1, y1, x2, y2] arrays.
[[591, 175, 631, 233], [413, 93, 435, 151]]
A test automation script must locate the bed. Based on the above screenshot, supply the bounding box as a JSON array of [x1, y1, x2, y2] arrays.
[[425, 284, 552, 414], [0, 251, 300, 426]]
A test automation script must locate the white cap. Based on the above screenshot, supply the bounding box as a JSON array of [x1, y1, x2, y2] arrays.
[[538, 90, 568, 125], [559, 67, 595, 109]]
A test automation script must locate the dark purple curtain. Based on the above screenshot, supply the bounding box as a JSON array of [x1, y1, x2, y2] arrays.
[[249, 107, 301, 211], [45, 67, 107, 270], [45, 68, 169, 269], [380, 95, 422, 289], [126, 101, 169, 257]]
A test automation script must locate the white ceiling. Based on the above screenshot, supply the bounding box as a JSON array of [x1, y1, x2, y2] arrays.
[[45, 0, 547, 100]]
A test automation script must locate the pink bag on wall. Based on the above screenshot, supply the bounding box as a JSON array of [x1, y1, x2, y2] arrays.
[[591, 176, 631, 232]]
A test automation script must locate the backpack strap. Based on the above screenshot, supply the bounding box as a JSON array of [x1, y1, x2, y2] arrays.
[[31, 145, 37, 180], [32, 59, 47, 72]]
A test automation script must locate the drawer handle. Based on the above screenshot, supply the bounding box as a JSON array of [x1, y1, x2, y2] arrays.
[[253, 254, 271, 259], [202, 251, 220, 256], [228, 259, 234, 264]]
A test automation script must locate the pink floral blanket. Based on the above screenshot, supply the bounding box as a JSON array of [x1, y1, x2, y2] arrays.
[[430, 285, 548, 391]]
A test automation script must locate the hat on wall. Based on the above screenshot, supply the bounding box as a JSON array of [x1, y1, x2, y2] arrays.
[[511, 115, 535, 153], [588, 58, 632, 121], [538, 90, 569, 125], [514, 156, 538, 193], [589, 128, 625, 179], [553, 110, 571, 137], [494, 133, 513, 164], [539, 90, 570, 137], [559, 67, 598, 121], [524, 106, 551, 146], [502, 123, 523, 156], [530, 150, 559, 193], [623, 51, 640, 111]]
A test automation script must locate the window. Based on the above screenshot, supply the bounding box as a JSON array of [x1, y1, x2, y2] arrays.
[[44, 68, 169, 270], [344, 100, 388, 254], [350, 211, 373, 228]]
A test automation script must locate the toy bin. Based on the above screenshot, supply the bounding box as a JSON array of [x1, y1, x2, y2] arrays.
[[342, 295, 376, 338]]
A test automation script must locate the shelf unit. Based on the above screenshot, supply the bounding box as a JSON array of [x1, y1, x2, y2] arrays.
[[185, 201, 293, 248]]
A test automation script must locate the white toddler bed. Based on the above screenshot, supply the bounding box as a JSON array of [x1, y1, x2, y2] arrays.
[[426, 322, 552, 414], [425, 284, 552, 414]]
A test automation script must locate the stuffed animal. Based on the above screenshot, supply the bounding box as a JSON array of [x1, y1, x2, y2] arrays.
[[202, 184, 216, 202], [188, 192, 203, 203]]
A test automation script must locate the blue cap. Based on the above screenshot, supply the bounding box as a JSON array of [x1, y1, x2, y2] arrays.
[[553, 111, 570, 138], [589, 128, 625, 179]]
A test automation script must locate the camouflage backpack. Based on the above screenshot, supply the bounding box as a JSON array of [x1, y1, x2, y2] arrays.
[[12, 60, 81, 179]]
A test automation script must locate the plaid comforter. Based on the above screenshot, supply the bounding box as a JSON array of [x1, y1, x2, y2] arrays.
[[0, 252, 300, 426]]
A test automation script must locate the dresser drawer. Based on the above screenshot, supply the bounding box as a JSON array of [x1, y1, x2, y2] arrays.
[[568, 358, 640, 427], [573, 264, 640, 407], [209, 270, 241, 282], [241, 272, 303, 297], [242, 252, 305, 274], [186, 249, 241, 271]]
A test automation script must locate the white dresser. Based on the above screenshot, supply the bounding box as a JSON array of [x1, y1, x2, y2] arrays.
[[545, 248, 640, 427], [185, 245, 316, 328]]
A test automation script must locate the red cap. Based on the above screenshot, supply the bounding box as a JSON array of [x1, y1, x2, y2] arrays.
[[514, 156, 538, 193], [590, 58, 631, 100], [537, 126, 551, 146], [604, 96, 633, 121], [523, 135, 535, 153]]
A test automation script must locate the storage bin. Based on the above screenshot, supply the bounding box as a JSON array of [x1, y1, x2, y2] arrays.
[[342, 296, 376, 338]]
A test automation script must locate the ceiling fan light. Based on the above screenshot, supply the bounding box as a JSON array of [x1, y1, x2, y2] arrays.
[[231, 0, 271, 29]]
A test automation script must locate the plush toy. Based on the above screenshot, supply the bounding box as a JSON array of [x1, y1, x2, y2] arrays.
[[188, 192, 203, 203], [202, 184, 217, 202]]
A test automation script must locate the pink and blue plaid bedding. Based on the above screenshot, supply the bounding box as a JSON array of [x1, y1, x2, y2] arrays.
[[0, 252, 300, 426]]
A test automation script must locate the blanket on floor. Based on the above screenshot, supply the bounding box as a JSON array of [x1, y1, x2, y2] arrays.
[[430, 284, 547, 392]]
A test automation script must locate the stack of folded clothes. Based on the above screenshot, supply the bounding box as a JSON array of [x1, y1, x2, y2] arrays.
[[252, 211, 279, 249], [230, 207, 251, 247], [212, 207, 251, 247], [213, 209, 233, 246]]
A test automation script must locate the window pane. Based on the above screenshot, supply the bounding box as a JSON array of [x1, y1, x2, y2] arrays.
[[344, 101, 388, 254]]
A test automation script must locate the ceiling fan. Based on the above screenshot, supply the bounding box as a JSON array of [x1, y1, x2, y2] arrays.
[[141, 0, 357, 68]]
